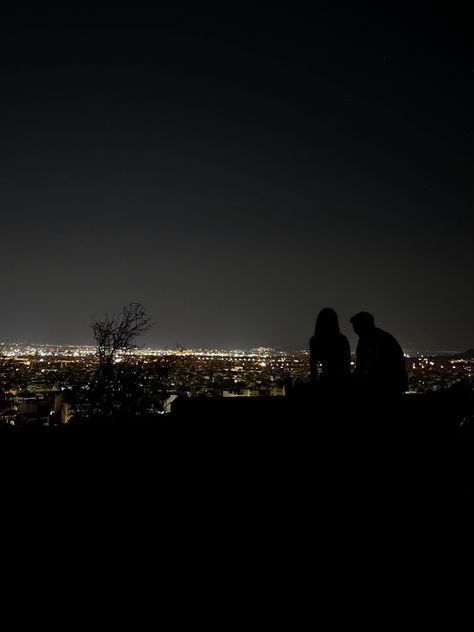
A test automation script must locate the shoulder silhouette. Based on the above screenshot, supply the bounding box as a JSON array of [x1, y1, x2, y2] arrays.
[[350, 311, 408, 397]]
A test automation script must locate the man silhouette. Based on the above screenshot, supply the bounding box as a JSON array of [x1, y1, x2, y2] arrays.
[[350, 312, 408, 397]]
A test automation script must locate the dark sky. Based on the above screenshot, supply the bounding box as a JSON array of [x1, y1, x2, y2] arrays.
[[0, 5, 472, 351]]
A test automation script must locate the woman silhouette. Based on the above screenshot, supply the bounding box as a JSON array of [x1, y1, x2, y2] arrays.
[[310, 308, 351, 392]]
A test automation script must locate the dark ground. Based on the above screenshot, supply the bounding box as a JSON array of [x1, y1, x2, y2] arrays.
[[2, 389, 472, 503], [1, 389, 471, 602]]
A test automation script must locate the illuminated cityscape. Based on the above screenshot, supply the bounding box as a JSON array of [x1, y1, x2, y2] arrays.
[[1, 341, 472, 426]]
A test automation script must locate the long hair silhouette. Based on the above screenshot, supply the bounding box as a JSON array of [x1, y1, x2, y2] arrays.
[[314, 307, 340, 338]]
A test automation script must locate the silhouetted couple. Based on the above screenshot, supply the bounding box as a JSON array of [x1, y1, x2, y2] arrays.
[[310, 308, 408, 399]]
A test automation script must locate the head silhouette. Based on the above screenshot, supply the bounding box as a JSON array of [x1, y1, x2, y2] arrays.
[[314, 308, 340, 338], [350, 311, 376, 337]]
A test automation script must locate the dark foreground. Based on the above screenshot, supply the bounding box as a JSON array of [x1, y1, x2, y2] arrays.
[[1, 388, 471, 601], [1, 389, 472, 505], [1, 391, 469, 624]]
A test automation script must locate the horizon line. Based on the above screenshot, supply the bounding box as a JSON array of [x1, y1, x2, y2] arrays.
[[0, 339, 470, 357]]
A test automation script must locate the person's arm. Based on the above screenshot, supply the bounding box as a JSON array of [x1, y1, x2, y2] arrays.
[[309, 337, 319, 385], [351, 341, 362, 378], [342, 335, 351, 373]]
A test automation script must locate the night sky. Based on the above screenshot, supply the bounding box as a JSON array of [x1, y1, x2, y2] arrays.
[[0, 5, 472, 351]]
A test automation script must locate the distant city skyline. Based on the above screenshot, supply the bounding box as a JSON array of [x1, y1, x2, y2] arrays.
[[0, 6, 471, 352], [0, 338, 471, 357]]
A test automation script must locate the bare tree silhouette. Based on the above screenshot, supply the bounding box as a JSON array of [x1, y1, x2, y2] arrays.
[[89, 303, 152, 419], [92, 302, 151, 367]]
